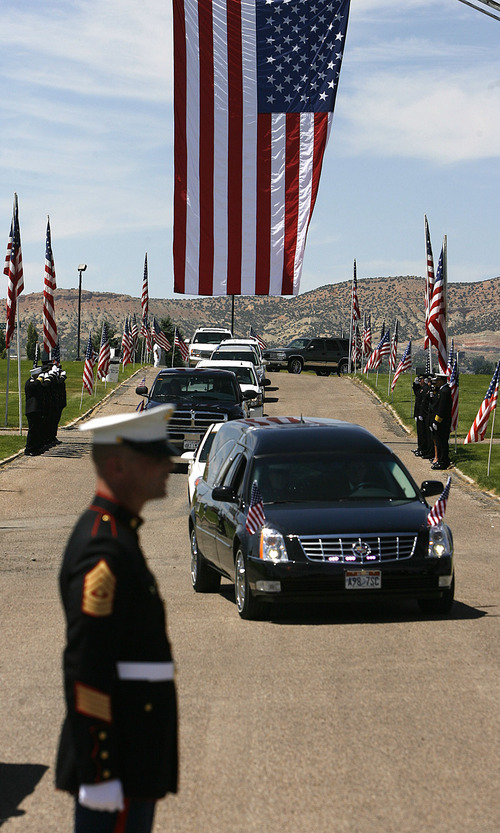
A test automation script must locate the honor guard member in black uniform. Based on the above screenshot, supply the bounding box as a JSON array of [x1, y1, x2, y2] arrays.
[[24, 368, 44, 455], [430, 371, 453, 470], [56, 404, 179, 833]]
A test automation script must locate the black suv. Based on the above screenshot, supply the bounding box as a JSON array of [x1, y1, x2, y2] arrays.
[[135, 368, 254, 455], [264, 337, 349, 376]]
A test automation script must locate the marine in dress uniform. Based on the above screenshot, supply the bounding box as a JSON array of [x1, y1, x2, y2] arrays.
[[56, 405, 179, 833], [24, 368, 45, 455]]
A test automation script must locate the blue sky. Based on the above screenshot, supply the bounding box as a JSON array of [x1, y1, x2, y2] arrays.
[[1, 0, 499, 301]]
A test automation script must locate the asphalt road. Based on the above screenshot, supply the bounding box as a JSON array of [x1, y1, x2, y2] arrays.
[[0, 370, 499, 833]]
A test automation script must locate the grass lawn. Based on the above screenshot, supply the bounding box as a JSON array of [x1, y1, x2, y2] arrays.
[[0, 360, 143, 461], [356, 370, 500, 496]]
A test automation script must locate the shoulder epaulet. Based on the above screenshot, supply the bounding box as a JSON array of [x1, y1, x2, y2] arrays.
[[89, 504, 118, 538]]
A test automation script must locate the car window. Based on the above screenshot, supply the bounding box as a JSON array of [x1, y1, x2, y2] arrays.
[[197, 429, 218, 463], [287, 338, 309, 349], [307, 339, 323, 350], [214, 350, 258, 365], [193, 331, 231, 344], [325, 339, 339, 352], [249, 453, 417, 503], [220, 452, 245, 489], [159, 373, 238, 400]]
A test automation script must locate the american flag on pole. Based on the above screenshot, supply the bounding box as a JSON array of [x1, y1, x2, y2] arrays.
[[351, 322, 362, 365], [175, 328, 189, 362], [173, 0, 351, 296], [82, 332, 95, 395], [97, 322, 111, 380], [351, 259, 360, 322], [4, 193, 24, 349], [362, 312, 371, 357], [250, 326, 266, 349], [424, 214, 435, 351], [245, 480, 266, 534], [142, 253, 149, 320], [364, 330, 390, 373], [153, 317, 172, 353], [131, 313, 139, 354], [122, 318, 133, 366], [448, 357, 459, 433], [43, 217, 58, 357], [141, 314, 152, 352], [389, 319, 398, 372], [464, 360, 500, 444], [427, 242, 448, 374], [427, 476, 451, 527], [391, 339, 411, 391]]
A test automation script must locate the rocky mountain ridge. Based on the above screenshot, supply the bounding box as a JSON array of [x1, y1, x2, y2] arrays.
[[5, 274, 500, 358]]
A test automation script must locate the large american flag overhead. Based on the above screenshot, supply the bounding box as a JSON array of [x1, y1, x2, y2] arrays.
[[173, 0, 351, 296]]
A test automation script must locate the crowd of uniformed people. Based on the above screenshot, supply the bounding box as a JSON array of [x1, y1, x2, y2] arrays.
[[24, 362, 67, 456], [412, 371, 453, 470]]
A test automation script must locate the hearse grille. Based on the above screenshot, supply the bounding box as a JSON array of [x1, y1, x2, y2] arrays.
[[299, 533, 418, 564]]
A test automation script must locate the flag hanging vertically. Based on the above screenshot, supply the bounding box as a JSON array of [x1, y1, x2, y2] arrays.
[[427, 476, 451, 527], [351, 322, 362, 365], [153, 317, 172, 353], [4, 193, 24, 349], [427, 240, 448, 374], [173, 0, 351, 297], [131, 313, 139, 354], [175, 328, 189, 362], [362, 313, 371, 357], [464, 360, 500, 444], [43, 217, 58, 357], [391, 340, 412, 391], [82, 332, 95, 395], [122, 319, 133, 366], [389, 320, 399, 372], [424, 215, 435, 351], [142, 254, 149, 320], [351, 259, 360, 322], [97, 322, 111, 380], [449, 357, 459, 433]]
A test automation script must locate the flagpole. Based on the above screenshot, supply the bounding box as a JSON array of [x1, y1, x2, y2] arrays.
[[347, 264, 355, 374], [443, 234, 448, 359], [487, 407, 496, 477], [4, 348, 10, 426], [16, 296, 22, 434]]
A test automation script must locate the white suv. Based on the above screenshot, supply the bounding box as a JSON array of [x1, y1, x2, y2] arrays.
[[188, 327, 232, 366], [210, 338, 267, 381]]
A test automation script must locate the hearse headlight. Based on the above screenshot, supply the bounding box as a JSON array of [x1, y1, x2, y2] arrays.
[[259, 528, 288, 563], [428, 522, 453, 558]]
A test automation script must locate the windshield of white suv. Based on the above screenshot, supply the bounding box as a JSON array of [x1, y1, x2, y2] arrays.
[[213, 349, 258, 365], [192, 332, 231, 344]]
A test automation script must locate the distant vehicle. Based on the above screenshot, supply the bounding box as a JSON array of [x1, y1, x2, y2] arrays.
[[210, 343, 267, 382], [188, 327, 232, 366], [189, 417, 454, 619], [135, 367, 254, 455], [195, 359, 268, 417], [182, 422, 222, 504], [264, 337, 349, 375]]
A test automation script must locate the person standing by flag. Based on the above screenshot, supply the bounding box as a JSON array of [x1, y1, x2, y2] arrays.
[[430, 371, 453, 470], [56, 405, 179, 833]]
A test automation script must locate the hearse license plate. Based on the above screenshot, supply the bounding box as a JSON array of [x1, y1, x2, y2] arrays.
[[183, 438, 199, 451], [345, 570, 381, 589]]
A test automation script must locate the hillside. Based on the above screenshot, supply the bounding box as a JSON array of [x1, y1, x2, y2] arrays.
[[4, 275, 500, 359]]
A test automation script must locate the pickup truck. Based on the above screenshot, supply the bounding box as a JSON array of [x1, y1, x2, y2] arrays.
[[263, 337, 350, 376]]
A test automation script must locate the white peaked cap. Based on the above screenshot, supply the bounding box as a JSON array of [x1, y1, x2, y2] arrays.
[[80, 404, 176, 451]]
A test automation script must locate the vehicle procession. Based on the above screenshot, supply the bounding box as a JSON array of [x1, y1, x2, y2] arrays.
[[135, 327, 454, 621]]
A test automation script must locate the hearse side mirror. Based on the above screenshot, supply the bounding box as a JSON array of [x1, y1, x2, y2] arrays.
[[420, 480, 444, 497]]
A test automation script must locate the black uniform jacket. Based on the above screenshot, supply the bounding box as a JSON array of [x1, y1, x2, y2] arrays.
[[56, 493, 178, 799], [433, 383, 452, 432]]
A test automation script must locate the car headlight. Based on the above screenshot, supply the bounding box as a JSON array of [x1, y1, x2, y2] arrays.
[[191, 348, 201, 357], [428, 522, 453, 558], [259, 528, 289, 563]]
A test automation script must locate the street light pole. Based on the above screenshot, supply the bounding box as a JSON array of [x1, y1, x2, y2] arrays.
[[77, 264, 87, 360]]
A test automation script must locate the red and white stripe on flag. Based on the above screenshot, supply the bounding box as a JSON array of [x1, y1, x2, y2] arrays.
[[4, 195, 24, 350], [173, 0, 349, 297], [43, 218, 58, 355]]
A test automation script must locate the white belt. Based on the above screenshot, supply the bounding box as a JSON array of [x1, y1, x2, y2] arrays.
[[116, 661, 175, 681]]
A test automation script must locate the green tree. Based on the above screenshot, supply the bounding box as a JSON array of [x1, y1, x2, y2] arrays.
[[159, 316, 188, 366], [26, 322, 39, 361], [0, 327, 6, 358]]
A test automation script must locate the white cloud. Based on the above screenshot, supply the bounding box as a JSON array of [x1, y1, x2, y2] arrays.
[[335, 67, 500, 163]]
